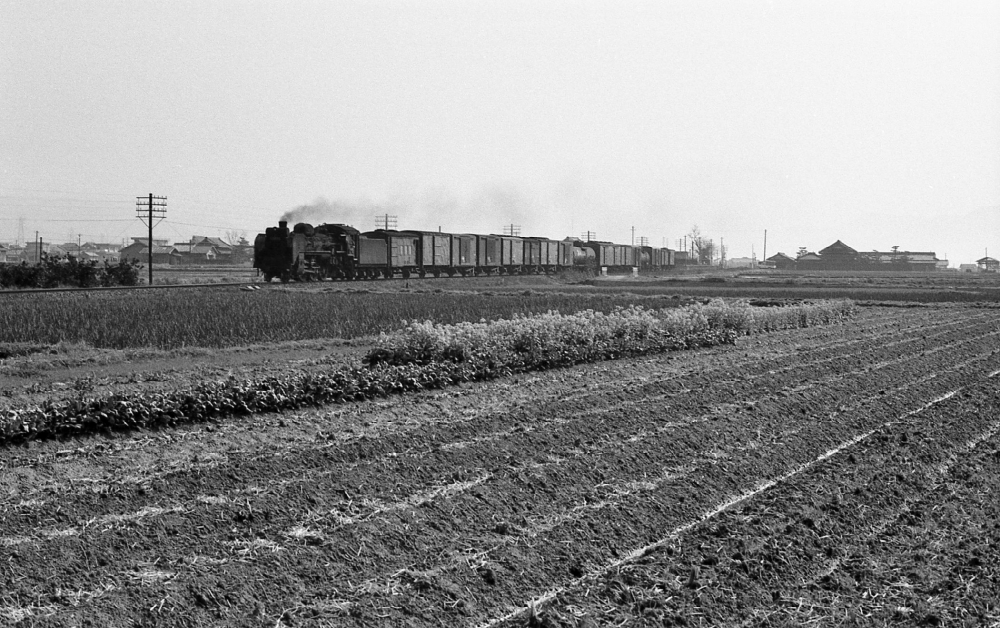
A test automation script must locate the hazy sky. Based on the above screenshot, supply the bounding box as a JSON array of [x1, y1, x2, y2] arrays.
[[2, 0, 998, 263]]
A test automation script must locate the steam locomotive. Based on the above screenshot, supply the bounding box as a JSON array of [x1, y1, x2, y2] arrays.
[[253, 220, 674, 282]]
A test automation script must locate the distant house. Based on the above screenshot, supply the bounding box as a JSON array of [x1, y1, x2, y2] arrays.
[[20, 241, 67, 262], [977, 257, 999, 273], [119, 242, 181, 265], [795, 252, 823, 269], [725, 256, 755, 268], [866, 250, 941, 271], [83, 242, 121, 253], [765, 252, 796, 270], [816, 240, 859, 269], [5, 245, 25, 262], [959, 264, 979, 273], [176, 236, 235, 264], [60, 243, 84, 257]]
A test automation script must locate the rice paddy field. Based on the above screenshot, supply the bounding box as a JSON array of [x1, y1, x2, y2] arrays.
[[2, 272, 999, 627]]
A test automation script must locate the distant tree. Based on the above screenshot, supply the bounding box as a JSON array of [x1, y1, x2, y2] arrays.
[[687, 225, 715, 265], [225, 229, 248, 246]]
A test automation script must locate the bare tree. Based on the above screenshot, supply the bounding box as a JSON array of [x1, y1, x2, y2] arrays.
[[687, 225, 715, 265], [225, 229, 248, 246]]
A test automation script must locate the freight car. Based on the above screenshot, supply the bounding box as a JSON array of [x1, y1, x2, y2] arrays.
[[254, 220, 674, 282]]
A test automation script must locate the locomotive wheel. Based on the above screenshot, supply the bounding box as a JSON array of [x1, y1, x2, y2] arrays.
[[280, 271, 290, 283], [263, 274, 273, 282]]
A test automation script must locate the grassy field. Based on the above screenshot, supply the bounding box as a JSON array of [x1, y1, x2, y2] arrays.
[[1, 270, 998, 350], [0, 285, 702, 349]]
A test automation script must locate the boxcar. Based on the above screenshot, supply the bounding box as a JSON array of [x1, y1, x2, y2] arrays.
[[477, 235, 502, 275], [450, 234, 477, 275], [497, 235, 524, 273], [523, 238, 542, 271], [361, 230, 419, 278], [411, 231, 453, 277]]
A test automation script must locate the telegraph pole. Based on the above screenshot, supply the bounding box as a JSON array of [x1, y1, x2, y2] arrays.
[[503, 224, 521, 237], [374, 214, 397, 230], [580, 230, 597, 242], [136, 194, 167, 285]]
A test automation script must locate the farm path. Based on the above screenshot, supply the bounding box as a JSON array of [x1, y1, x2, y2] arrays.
[[1, 305, 998, 627]]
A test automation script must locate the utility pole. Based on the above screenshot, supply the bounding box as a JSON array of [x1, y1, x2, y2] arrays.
[[580, 230, 597, 242], [631, 226, 635, 246], [374, 214, 397, 230], [503, 224, 521, 237], [136, 194, 167, 285]]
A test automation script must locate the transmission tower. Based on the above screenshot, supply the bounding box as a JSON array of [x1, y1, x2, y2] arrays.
[[374, 214, 398, 230], [503, 224, 521, 236]]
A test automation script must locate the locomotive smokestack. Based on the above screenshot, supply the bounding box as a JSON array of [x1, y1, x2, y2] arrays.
[[279, 220, 288, 230]]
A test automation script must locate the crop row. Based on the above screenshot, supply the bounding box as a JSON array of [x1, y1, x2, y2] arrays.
[[0, 301, 854, 445], [367, 299, 856, 367], [0, 288, 704, 349]]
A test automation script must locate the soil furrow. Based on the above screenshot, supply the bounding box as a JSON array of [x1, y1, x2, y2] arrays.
[[3, 306, 999, 627], [508, 376, 1000, 627]]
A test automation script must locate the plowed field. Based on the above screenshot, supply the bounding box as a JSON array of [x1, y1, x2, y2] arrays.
[[2, 305, 999, 627]]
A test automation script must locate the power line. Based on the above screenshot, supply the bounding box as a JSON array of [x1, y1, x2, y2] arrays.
[[165, 219, 253, 231], [0, 188, 133, 198], [0, 217, 134, 223]]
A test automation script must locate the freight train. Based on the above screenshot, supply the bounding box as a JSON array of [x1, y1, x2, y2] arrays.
[[253, 220, 675, 282]]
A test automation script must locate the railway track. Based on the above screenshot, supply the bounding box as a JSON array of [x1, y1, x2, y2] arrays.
[[0, 282, 260, 296]]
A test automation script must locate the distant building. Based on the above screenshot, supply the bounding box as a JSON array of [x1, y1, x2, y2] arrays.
[[120, 242, 181, 265], [865, 250, 941, 271], [977, 257, 999, 273], [129, 237, 170, 247], [176, 236, 235, 264], [765, 252, 796, 270], [22, 241, 53, 262], [959, 263, 979, 273], [816, 240, 859, 269], [81, 242, 121, 263], [725, 256, 755, 268], [776, 241, 944, 271], [0, 243, 8, 263], [795, 252, 823, 269]]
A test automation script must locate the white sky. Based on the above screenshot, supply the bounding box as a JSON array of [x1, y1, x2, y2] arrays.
[[2, 0, 998, 263]]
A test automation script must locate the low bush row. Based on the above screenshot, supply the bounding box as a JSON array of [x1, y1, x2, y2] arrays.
[[0, 256, 141, 289], [0, 300, 855, 444], [366, 299, 857, 367]]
